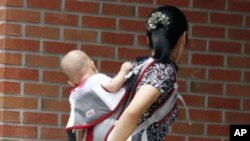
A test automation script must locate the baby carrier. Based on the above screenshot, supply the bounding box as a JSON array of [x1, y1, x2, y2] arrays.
[[65, 58, 191, 141]]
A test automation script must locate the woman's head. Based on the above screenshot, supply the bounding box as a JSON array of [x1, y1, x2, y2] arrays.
[[146, 6, 188, 63]]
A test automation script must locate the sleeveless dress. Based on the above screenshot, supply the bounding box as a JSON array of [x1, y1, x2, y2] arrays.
[[134, 58, 178, 141]]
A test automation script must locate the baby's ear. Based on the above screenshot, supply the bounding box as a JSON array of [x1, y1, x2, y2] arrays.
[[90, 60, 98, 73], [67, 81, 75, 87], [90, 60, 95, 65]]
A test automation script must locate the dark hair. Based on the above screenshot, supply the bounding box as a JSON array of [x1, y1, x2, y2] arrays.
[[147, 6, 188, 63]]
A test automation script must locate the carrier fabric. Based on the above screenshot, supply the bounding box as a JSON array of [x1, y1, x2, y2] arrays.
[[66, 73, 126, 129]]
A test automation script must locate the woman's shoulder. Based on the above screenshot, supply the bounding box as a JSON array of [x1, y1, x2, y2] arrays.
[[136, 57, 176, 74], [133, 57, 177, 81], [137, 58, 176, 94], [153, 61, 175, 70], [150, 62, 176, 81], [136, 56, 175, 66]]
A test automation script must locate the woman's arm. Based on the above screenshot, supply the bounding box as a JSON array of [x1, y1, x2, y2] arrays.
[[108, 84, 161, 141]]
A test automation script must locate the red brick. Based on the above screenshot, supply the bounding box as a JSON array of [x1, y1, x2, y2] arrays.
[[82, 16, 116, 29], [119, 19, 146, 32], [65, 1, 99, 14], [165, 135, 185, 141], [228, 28, 250, 41], [227, 84, 250, 97], [228, 0, 250, 13], [81, 44, 115, 58], [193, 25, 225, 38], [191, 53, 224, 66], [208, 97, 240, 110], [183, 10, 208, 23], [179, 67, 206, 79], [0, 38, 39, 52], [168, 135, 189, 141], [4, 9, 40, 23], [246, 16, 250, 27], [172, 122, 204, 134], [0, 81, 20, 94], [180, 95, 205, 107], [178, 80, 188, 92], [101, 32, 134, 45], [245, 43, 250, 54], [138, 6, 153, 18], [23, 112, 58, 125], [187, 39, 207, 51], [41, 127, 67, 140], [177, 52, 188, 65], [210, 12, 242, 26], [102, 3, 135, 17], [25, 54, 59, 68], [244, 71, 250, 82], [157, 0, 189, 7], [225, 112, 250, 124], [137, 34, 148, 47], [64, 29, 97, 42], [0, 23, 22, 36], [26, 25, 60, 39], [118, 48, 150, 60], [100, 60, 123, 74], [189, 109, 222, 122], [209, 41, 241, 54], [207, 124, 229, 136], [43, 70, 67, 83], [0, 110, 20, 123], [0, 96, 37, 109], [121, 0, 153, 3], [189, 136, 221, 141], [243, 99, 250, 110], [45, 12, 78, 26], [0, 68, 39, 81], [0, 10, 5, 21], [193, 0, 226, 10], [228, 56, 250, 69], [0, 0, 23, 7], [28, 0, 61, 10], [42, 99, 69, 112], [191, 81, 223, 95], [43, 41, 77, 54], [0, 125, 37, 138], [24, 83, 58, 97], [208, 69, 241, 82], [0, 52, 22, 65], [62, 86, 71, 98], [61, 114, 69, 126]]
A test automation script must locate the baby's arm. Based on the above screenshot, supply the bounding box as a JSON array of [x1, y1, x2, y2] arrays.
[[103, 62, 133, 93]]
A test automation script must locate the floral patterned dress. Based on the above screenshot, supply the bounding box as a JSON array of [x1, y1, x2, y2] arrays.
[[133, 58, 178, 141]]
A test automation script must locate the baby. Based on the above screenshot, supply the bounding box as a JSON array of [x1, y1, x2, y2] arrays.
[[60, 50, 133, 141]]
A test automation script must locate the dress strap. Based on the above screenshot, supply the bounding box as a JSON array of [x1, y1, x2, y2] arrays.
[[177, 92, 192, 125]]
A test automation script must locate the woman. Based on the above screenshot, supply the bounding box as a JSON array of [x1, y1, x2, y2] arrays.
[[108, 5, 188, 141]]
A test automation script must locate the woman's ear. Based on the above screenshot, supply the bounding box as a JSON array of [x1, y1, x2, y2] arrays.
[[179, 31, 186, 46], [170, 32, 187, 62]]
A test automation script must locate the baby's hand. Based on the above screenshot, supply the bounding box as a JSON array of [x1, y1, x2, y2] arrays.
[[120, 62, 133, 73]]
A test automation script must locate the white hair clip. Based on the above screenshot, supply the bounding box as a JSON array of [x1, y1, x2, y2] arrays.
[[147, 11, 170, 31]]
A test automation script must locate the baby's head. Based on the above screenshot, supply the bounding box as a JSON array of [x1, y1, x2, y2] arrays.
[[60, 50, 96, 86]]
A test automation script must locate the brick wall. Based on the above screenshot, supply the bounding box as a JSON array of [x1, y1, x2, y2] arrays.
[[0, 0, 249, 141]]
